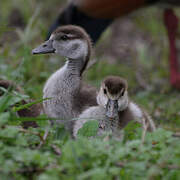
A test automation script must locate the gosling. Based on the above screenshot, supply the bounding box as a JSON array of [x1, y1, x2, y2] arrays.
[[73, 76, 156, 137], [32, 25, 97, 131]]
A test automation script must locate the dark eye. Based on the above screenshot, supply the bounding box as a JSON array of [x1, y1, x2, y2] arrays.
[[42, 44, 47, 47], [104, 89, 107, 94], [61, 35, 68, 41], [120, 89, 124, 96]]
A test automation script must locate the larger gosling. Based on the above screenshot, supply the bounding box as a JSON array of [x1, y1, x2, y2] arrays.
[[73, 76, 156, 137], [32, 25, 97, 131]]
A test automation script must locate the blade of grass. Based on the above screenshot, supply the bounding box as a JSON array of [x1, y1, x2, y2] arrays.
[[12, 98, 50, 112]]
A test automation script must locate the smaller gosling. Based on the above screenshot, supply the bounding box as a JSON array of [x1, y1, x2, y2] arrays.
[[73, 76, 156, 137], [0, 79, 41, 128]]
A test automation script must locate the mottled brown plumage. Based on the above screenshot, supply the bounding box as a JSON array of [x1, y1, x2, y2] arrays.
[[0, 79, 41, 128], [0, 79, 23, 95], [73, 82, 97, 113]]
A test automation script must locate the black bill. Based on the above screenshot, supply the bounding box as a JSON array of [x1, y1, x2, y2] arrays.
[[106, 99, 119, 119], [32, 40, 55, 54]]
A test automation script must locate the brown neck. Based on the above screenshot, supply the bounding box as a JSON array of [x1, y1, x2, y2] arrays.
[[80, 38, 92, 76], [118, 105, 134, 129]]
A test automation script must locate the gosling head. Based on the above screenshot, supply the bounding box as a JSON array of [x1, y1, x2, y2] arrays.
[[97, 76, 129, 119], [32, 25, 91, 61]]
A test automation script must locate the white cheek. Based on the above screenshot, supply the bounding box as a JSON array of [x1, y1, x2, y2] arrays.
[[118, 91, 129, 111], [53, 41, 66, 55], [49, 34, 54, 40], [69, 40, 87, 59], [53, 39, 87, 59], [96, 92, 108, 108]]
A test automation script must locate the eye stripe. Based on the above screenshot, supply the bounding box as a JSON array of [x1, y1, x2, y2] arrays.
[[121, 90, 124, 96], [61, 35, 69, 40], [120, 88, 125, 96]]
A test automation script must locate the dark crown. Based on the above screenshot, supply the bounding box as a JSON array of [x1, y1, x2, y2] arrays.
[[103, 76, 128, 95], [53, 25, 91, 42]]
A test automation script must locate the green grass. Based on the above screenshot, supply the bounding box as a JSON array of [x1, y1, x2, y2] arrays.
[[0, 1, 180, 179]]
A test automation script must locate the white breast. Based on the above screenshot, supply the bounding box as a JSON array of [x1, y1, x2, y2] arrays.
[[43, 64, 67, 98], [42, 63, 80, 119]]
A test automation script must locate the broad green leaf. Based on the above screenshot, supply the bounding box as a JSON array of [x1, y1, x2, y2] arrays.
[[77, 120, 99, 137], [0, 112, 10, 125]]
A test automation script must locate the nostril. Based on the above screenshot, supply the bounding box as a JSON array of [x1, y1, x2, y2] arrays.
[[43, 44, 47, 47]]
